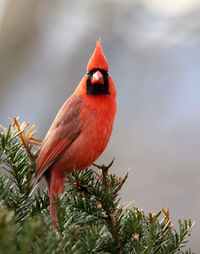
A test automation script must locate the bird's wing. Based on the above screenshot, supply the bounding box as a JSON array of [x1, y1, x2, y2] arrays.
[[35, 95, 83, 182]]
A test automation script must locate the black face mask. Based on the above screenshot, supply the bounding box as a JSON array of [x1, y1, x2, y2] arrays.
[[86, 68, 109, 95]]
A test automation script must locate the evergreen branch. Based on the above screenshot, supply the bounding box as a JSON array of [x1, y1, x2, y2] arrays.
[[0, 120, 195, 253]]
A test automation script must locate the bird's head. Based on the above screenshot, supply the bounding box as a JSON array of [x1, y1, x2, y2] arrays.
[[75, 39, 116, 98], [86, 39, 109, 95]]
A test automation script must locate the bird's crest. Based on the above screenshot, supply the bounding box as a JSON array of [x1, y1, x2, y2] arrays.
[[87, 39, 108, 72]]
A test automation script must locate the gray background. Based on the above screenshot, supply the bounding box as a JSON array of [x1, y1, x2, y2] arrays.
[[0, 0, 199, 251]]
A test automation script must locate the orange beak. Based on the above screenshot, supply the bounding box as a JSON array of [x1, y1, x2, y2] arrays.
[[91, 70, 104, 85]]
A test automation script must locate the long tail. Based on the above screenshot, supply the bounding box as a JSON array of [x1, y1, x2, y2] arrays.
[[45, 169, 65, 223]]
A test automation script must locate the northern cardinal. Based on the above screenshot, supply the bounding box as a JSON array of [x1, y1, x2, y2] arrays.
[[35, 39, 117, 221]]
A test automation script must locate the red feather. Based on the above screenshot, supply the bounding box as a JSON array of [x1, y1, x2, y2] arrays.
[[87, 39, 108, 72], [35, 39, 116, 223], [35, 95, 82, 181]]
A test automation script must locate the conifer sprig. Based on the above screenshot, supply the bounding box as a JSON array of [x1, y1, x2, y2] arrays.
[[0, 119, 48, 225], [0, 119, 195, 253]]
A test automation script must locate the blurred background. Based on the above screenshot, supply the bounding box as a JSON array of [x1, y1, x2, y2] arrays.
[[0, 0, 200, 251]]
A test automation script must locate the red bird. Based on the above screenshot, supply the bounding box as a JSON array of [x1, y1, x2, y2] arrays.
[[35, 39, 117, 221]]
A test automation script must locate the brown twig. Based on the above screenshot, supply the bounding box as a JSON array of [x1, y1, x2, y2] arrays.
[[93, 158, 122, 253], [93, 157, 115, 189], [113, 171, 129, 198], [161, 208, 171, 231]]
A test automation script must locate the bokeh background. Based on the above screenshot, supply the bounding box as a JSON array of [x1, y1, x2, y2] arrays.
[[0, 0, 200, 251]]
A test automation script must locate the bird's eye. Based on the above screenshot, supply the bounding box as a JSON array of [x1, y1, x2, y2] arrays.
[[87, 72, 89, 76]]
